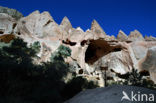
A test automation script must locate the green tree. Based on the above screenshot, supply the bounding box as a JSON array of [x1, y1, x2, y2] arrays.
[[50, 45, 71, 62]]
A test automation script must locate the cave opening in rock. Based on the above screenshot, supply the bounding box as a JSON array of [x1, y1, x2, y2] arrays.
[[0, 30, 4, 34], [85, 39, 122, 64]]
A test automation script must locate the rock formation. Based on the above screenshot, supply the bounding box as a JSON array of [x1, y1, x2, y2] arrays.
[[0, 6, 23, 20], [128, 30, 145, 41], [0, 9, 156, 86], [117, 30, 128, 41]]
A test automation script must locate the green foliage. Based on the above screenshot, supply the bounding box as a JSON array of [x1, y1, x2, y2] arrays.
[[57, 45, 71, 58], [50, 45, 71, 62], [30, 41, 41, 54], [0, 40, 12, 49], [124, 69, 143, 86], [122, 69, 156, 89], [109, 68, 156, 90]]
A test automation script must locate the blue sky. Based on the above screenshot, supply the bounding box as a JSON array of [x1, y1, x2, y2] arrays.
[[1, 0, 156, 37]]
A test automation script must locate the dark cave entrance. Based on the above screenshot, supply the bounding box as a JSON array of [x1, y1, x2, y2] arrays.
[[85, 39, 122, 64]]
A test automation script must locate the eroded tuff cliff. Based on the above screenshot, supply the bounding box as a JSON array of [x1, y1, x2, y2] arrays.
[[0, 10, 156, 86]]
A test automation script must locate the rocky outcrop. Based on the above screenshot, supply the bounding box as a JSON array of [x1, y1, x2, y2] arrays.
[[0, 13, 16, 35], [117, 30, 128, 41], [91, 20, 106, 38], [145, 35, 156, 41], [66, 85, 156, 103], [60, 16, 72, 33], [0, 6, 23, 20], [1, 9, 156, 86], [128, 30, 145, 41]]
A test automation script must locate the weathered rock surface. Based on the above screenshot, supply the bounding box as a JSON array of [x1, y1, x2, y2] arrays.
[[128, 30, 145, 41], [1, 9, 156, 85], [0, 13, 16, 35], [66, 85, 156, 103], [117, 30, 128, 41], [139, 46, 156, 83], [0, 6, 23, 20], [91, 20, 106, 38], [145, 35, 156, 41]]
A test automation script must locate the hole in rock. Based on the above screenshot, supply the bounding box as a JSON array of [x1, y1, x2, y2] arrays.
[[12, 23, 17, 29], [85, 39, 122, 64], [0, 31, 4, 34], [81, 40, 87, 46], [62, 40, 76, 46], [78, 69, 83, 74], [18, 32, 21, 35]]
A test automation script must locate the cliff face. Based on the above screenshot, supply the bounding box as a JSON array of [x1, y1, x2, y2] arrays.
[[0, 10, 156, 86]]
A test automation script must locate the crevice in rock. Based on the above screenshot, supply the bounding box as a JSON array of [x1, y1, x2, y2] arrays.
[[44, 20, 52, 27], [126, 41, 132, 43], [62, 39, 76, 46], [0, 30, 4, 34], [12, 23, 17, 29]]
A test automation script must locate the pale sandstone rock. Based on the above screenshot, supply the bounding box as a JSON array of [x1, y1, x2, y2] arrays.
[[14, 11, 62, 62], [145, 35, 156, 41], [117, 30, 128, 41], [128, 30, 145, 41], [60, 16, 72, 32], [139, 46, 156, 83], [91, 20, 106, 38], [1, 10, 156, 85], [0, 13, 16, 35]]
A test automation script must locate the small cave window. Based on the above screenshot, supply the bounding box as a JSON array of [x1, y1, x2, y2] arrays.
[[18, 32, 21, 35], [78, 69, 83, 74], [81, 40, 87, 46], [0, 31, 4, 34], [62, 40, 76, 46], [113, 48, 122, 52]]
